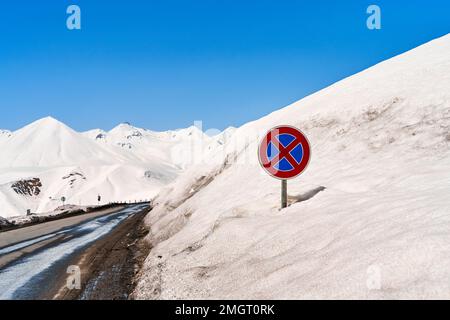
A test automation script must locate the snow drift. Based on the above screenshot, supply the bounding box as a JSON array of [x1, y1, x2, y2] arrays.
[[134, 34, 450, 299]]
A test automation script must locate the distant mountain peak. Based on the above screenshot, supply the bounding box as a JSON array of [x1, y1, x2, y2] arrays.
[[35, 116, 62, 124], [26, 116, 72, 131], [110, 122, 140, 132]]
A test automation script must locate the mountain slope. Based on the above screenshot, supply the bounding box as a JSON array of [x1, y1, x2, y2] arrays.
[[0, 117, 137, 168], [84, 123, 216, 170], [134, 34, 450, 299], [0, 118, 216, 218]]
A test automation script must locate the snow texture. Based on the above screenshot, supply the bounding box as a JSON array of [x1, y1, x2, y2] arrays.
[[133, 35, 450, 300], [0, 118, 226, 218]]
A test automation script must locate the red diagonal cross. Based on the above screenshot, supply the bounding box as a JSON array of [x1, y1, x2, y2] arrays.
[[264, 133, 301, 169]]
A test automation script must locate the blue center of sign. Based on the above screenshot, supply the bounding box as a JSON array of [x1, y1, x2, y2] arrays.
[[267, 133, 304, 172]]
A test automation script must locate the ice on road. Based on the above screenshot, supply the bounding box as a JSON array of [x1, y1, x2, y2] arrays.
[[0, 204, 148, 300]]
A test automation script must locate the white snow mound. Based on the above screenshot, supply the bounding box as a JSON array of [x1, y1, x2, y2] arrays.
[[134, 34, 450, 299]]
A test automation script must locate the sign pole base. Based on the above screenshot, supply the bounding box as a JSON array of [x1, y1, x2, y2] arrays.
[[281, 179, 287, 209]]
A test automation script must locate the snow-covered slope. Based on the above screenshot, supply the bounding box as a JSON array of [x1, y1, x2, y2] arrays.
[[0, 129, 12, 140], [0, 117, 144, 168], [0, 118, 219, 218], [134, 34, 450, 299], [211, 127, 237, 146], [83, 123, 217, 170]]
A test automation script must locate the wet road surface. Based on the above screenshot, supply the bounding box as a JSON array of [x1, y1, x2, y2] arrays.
[[0, 204, 149, 300]]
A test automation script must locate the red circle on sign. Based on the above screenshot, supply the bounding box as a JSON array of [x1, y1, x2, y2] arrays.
[[258, 126, 311, 180]]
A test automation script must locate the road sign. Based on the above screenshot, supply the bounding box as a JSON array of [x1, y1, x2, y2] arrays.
[[258, 126, 311, 209], [258, 126, 311, 180]]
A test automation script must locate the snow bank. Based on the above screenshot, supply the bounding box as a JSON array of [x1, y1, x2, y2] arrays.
[[134, 34, 450, 299]]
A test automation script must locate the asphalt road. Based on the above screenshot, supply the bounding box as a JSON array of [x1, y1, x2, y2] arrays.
[[0, 204, 150, 300]]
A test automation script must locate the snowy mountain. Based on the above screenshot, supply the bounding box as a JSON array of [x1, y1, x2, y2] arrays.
[[0, 117, 136, 168], [134, 34, 450, 299], [83, 122, 215, 170], [0, 118, 221, 218], [0, 130, 12, 144], [211, 126, 237, 145], [0, 129, 11, 137]]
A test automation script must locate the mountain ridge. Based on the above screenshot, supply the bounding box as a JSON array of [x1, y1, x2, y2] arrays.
[[0, 116, 232, 217]]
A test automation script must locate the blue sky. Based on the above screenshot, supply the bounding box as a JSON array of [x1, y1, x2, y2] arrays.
[[0, 0, 448, 132]]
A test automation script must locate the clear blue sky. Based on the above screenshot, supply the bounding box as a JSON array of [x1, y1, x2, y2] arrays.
[[0, 0, 448, 132]]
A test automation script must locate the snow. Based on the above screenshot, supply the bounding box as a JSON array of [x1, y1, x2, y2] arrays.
[[0, 118, 221, 218], [211, 127, 237, 146], [0, 216, 11, 228], [0, 117, 130, 167], [0, 129, 12, 141], [4, 204, 101, 227], [0, 204, 148, 299], [133, 34, 450, 299]]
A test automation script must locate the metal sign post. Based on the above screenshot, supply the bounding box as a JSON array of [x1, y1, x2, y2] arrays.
[[258, 126, 311, 210], [281, 180, 288, 209]]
